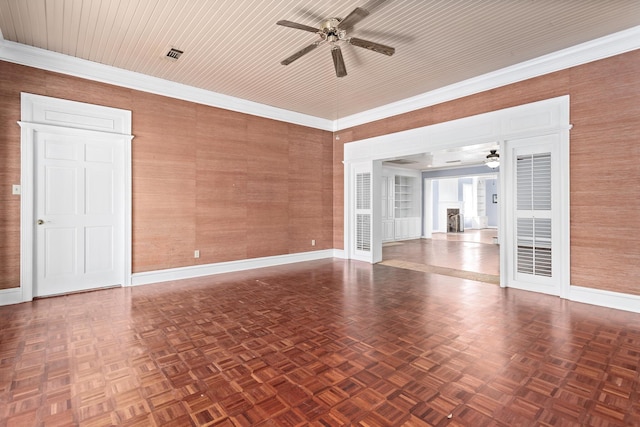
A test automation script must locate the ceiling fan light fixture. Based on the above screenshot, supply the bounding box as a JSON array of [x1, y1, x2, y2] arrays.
[[485, 149, 500, 169], [321, 18, 341, 34]]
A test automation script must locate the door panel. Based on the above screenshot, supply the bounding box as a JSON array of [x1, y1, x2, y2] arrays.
[[86, 226, 114, 273], [506, 135, 560, 295], [46, 167, 77, 214], [44, 227, 76, 276], [86, 168, 114, 214], [35, 130, 123, 297]]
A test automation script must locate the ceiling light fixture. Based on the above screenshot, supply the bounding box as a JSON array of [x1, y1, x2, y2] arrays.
[[485, 149, 500, 169]]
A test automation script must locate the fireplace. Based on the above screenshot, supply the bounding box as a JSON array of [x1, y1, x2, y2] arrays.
[[447, 208, 464, 233]]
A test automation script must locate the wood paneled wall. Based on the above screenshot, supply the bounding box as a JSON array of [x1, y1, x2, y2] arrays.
[[0, 61, 333, 289], [334, 49, 640, 296]]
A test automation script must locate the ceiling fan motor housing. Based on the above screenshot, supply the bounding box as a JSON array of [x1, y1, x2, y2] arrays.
[[322, 18, 344, 42]]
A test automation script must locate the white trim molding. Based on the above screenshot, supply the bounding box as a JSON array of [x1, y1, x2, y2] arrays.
[[15, 93, 133, 305], [0, 39, 332, 131], [0, 287, 24, 306], [344, 96, 571, 295], [332, 249, 346, 259], [337, 26, 640, 130], [131, 250, 336, 286], [570, 286, 640, 314], [0, 23, 638, 132]]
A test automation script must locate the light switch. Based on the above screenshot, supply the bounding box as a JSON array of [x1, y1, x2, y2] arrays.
[[12, 185, 21, 195]]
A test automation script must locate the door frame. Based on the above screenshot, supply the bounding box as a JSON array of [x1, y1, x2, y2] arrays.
[[17, 93, 133, 303], [343, 95, 570, 296]]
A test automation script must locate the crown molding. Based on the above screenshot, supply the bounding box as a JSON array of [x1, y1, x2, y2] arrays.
[[1, 25, 638, 133], [337, 25, 640, 130], [0, 38, 333, 131]]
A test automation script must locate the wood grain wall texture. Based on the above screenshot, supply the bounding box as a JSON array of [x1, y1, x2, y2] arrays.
[[1, 49, 639, 296], [335, 49, 640, 296], [0, 61, 334, 289]]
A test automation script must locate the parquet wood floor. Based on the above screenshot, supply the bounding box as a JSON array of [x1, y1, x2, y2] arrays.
[[382, 230, 500, 281], [1, 257, 640, 426]]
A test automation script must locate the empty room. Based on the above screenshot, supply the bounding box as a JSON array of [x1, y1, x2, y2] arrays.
[[1, 1, 640, 426]]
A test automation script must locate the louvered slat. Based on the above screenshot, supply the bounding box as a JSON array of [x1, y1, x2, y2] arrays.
[[356, 213, 371, 252], [355, 172, 371, 252], [356, 172, 370, 210], [516, 153, 552, 277]]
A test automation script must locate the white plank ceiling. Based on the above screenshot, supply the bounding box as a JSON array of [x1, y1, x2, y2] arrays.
[[0, 0, 639, 121]]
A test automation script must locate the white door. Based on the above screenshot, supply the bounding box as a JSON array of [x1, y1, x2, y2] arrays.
[[347, 162, 376, 263], [505, 135, 562, 296], [355, 170, 372, 255], [34, 129, 124, 297]]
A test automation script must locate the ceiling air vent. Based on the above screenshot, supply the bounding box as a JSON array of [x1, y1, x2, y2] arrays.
[[165, 48, 184, 60]]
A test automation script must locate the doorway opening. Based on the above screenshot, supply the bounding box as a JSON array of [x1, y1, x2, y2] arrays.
[[380, 231, 500, 285], [344, 95, 570, 297], [381, 166, 500, 285]]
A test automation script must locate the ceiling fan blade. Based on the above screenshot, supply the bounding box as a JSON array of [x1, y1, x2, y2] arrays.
[[280, 42, 320, 65], [331, 46, 347, 77], [349, 37, 395, 56], [276, 20, 319, 33], [338, 7, 370, 31]]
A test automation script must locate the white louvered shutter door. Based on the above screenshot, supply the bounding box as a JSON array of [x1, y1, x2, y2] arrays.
[[516, 153, 553, 278], [355, 172, 372, 253]]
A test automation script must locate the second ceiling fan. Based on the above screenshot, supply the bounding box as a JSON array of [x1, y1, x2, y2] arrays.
[[277, 6, 395, 77]]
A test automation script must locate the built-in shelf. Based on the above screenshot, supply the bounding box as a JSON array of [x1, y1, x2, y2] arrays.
[[394, 175, 416, 218], [382, 171, 421, 242]]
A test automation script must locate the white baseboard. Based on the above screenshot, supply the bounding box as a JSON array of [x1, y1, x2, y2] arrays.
[[569, 285, 640, 314], [0, 287, 25, 306], [332, 249, 346, 259], [0, 288, 24, 306], [131, 249, 337, 286], [6, 254, 638, 316]]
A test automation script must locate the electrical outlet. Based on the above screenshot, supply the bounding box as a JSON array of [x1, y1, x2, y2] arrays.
[[194, 250, 200, 258], [311, 240, 316, 246]]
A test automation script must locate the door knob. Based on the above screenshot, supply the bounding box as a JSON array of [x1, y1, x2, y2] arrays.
[[37, 219, 45, 225]]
